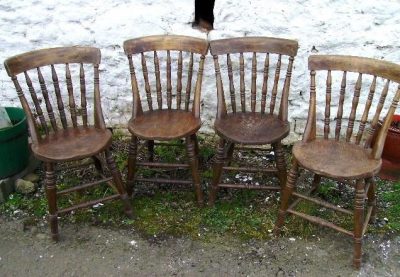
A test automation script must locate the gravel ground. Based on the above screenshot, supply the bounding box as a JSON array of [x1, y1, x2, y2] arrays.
[[0, 216, 399, 276]]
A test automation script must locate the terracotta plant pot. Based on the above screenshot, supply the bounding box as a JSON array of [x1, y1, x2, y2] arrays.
[[379, 114, 400, 181]]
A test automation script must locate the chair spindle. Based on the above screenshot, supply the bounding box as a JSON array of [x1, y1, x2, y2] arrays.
[[38, 67, 58, 131], [261, 53, 270, 114], [270, 54, 282, 115], [141, 53, 153, 111], [364, 79, 390, 148], [227, 53, 236, 113], [184, 53, 194, 111], [51, 65, 68, 129], [346, 73, 362, 142], [154, 51, 162, 109], [356, 76, 376, 144], [176, 51, 183, 110], [335, 71, 347, 140], [24, 71, 48, 133], [79, 63, 88, 127], [167, 50, 172, 109], [66, 63, 78, 127], [239, 52, 245, 112], [251, 52, 257, 112], [324, 70, 332, 139]]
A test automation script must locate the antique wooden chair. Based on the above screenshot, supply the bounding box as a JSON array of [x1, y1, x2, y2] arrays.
[[208, 37, 298, 205], [274, 55, 400, 268], [4, 47, 133, 241], [123, 35, 208, 206]]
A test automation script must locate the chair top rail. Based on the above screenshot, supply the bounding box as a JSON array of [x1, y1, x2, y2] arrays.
[[210, 36, 298, 56], [309, 55, 400, 83], [123, 35, 209, 55], [4, 46, 101, 76]]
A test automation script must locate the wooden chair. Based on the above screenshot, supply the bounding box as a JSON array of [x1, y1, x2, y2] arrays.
[[274, 55, 400, 268], [208, 37, 298, 205], [123, 35, 208, 206], [4, 47, 133, 241]]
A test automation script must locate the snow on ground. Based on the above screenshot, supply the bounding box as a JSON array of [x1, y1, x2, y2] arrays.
[[0, 0, 399, 141]]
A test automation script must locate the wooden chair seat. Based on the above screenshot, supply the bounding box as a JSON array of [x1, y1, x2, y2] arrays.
[[32, 127, 112, 162], [293, 139, 381, 179], [128, 110, 201, 140], [214, 113, 290, 145]]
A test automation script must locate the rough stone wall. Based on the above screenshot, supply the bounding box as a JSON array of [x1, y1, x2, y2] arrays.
[[1, 0, 399, 143]]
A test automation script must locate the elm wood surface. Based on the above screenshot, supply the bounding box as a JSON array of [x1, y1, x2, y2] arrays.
[[128, 110, 201, 140], [123, 35, 208, 206], [4, 47, 133, 241], [214, 113, 290, 145], [274, 55, 400, 269], [208, 37, 298, 205]]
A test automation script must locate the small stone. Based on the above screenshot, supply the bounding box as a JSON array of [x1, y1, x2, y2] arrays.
[[23, 173, 40, 183], [15, 179, 37, 194], [36, 233, 47, 240]]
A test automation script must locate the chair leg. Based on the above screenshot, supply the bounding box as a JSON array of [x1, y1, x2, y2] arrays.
[[274, 159, 299, 235], [273, 141, 287, 189], [147, 140, 155, 162], [311, 174, 321, 193], [127, 136, 138, 197], [92, 154, 105, 174], [366, 177, 377, 223], [191, 134, 200, 157], [105, 149, 134, 218], [353, 179, 365, 269], [185, 134, 204, 206], [209, 138, 226, 206], [224, 142, 235, 166], [45, 162, 59, 241]]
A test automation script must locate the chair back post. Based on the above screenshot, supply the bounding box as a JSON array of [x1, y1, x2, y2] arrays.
[[93, 64, 106, 129], [212, 54, 227, 119], [302, 69, 317, 142], [371, 86, 400, 159], [192, 54, 206, 118], [278, 56, 295, 122], [9, 75, 41, 144]]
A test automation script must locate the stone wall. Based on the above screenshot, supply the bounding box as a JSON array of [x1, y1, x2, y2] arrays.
[[1, 0, 399, 143]]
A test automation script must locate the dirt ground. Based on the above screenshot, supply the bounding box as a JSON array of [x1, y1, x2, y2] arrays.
[[0, 217, 398, 276]]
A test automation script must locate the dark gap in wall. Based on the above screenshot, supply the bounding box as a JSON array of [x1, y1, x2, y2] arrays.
[[193, 0, 215, 31]]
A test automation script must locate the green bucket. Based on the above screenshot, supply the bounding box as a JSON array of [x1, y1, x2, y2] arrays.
[[0, 107, 29, 179]]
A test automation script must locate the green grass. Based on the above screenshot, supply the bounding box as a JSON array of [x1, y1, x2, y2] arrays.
[[380, 181, 400, 232]]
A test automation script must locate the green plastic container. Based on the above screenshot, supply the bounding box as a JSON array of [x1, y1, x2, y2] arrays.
[[0, 107, 29, 178]]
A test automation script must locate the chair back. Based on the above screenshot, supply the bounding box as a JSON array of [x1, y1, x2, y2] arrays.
[[209, 37, 298, 121], [305, 55, 400, 159], [123, 35, 209, 118], [4, 47, 104, 144]]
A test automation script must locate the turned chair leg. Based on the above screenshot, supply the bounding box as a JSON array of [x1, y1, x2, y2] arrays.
[[353, 179, 365, 269], [105, 149, 134, 218], [147, 140, 155, 162], [186, 134, 204, 206], [224, 142, 235, 166], [274, 160, 299, 235], [191, 134, 200, 157], [311, 174, 321, 193], [366, 177, 377, 223], [45, 162, 59, 241], [273, 142, 287, 189], [127, 136, 138, 197], [208, 138, 226, 206]]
